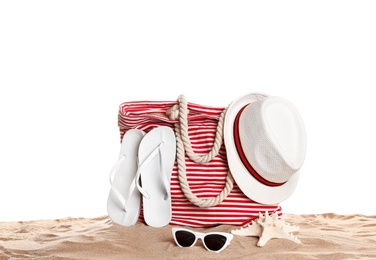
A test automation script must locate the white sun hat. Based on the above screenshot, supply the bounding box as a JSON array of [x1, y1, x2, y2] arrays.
[[224, 93, 307, 205]]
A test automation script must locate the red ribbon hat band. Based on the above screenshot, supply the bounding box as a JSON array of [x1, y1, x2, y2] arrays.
[[233, 105, 286, 187]]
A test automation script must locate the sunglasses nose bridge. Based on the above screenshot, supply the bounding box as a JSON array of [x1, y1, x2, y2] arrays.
[[193, 232, 206, 248], [195, 232, 206, 241]]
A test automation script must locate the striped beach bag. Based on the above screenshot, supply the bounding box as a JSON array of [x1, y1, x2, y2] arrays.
[[118, 95, 282, 227]]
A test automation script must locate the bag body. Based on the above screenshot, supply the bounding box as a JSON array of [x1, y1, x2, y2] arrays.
[[118, 100, 282, 227]]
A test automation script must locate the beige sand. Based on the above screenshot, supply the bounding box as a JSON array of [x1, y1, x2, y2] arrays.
[[1, 214, 376, 259]]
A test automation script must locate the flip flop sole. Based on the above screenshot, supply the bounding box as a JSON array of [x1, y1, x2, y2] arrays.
[[138, 126, 176, 227], [107, 129, 145, 226]]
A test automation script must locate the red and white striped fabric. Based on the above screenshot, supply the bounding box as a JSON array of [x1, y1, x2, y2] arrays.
[[118, 100, 282, 227]]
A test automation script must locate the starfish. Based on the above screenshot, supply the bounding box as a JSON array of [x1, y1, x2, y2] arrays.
[[231, 211, 301, 247]]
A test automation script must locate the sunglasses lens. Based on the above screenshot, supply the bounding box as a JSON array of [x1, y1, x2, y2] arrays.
[[175, 230, 196, 247], [204, 234, 227, 252]]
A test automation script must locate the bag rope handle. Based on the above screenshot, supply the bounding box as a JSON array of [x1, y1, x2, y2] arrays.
[[166, 94, 234, 208]]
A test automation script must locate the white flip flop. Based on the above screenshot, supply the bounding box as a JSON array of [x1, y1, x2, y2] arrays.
[[107, 129, 145, 226], [136, 126, 176, 227]]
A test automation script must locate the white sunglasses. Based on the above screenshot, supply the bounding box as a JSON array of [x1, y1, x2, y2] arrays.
[[172, 228, 233, 253]]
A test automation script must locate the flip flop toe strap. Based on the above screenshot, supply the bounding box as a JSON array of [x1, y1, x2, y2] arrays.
[[159, 149, 170, 200], [136, 142, 169, 200], [109, 155, 137, 212]]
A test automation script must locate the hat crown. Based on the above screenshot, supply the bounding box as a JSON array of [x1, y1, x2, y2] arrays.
[[239, 97, 307, 183]]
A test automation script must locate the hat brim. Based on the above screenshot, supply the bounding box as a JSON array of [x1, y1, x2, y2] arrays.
[[224, 93, 300, 205]]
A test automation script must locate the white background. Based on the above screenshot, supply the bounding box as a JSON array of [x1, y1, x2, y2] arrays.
[[1, 1, 375, 221]]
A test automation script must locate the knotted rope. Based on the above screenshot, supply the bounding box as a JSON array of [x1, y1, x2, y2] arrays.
[[166, 95, 234, 208]]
